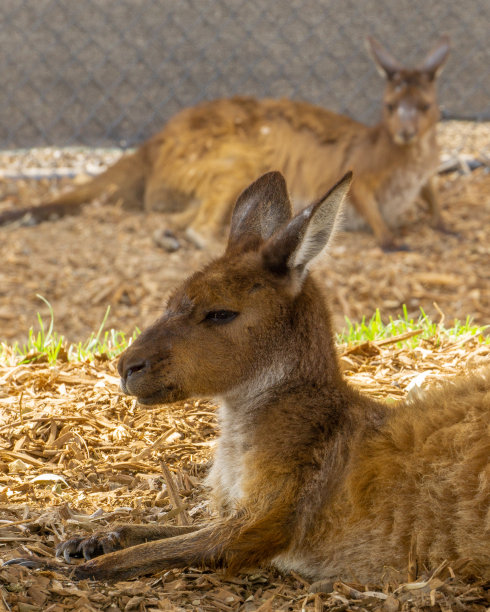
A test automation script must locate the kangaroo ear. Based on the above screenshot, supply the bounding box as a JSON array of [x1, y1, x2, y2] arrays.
[[263, 172, 352, 282], [227, 171, 293, 252], [366, 37, 403, 79], [418, 35, 450, 80]]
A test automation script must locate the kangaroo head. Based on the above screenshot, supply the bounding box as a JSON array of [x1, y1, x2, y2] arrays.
[[367, 36, 450, 146], [118, 171, 352, 406]]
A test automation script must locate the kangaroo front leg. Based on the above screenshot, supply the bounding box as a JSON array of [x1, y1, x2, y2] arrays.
[[351, 188, 407, 252], [56, 523, 200, 562], [420, 177, 448, 232], [74, 509, 292, 581]]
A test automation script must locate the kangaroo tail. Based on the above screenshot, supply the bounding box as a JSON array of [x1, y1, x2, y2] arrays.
[[0, 147, 147, 227]]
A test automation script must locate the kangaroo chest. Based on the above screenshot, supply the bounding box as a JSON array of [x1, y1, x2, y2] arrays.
[[343, 134, 438, 231], [205, 404, 250, 509], [376, 159, 435, 227]]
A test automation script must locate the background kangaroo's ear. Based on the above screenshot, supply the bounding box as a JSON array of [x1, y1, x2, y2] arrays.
[[262, 172, 352, 284], [418, 35, 450, 80], [366, 37, 403, 79], [227, 171, 293, 252]]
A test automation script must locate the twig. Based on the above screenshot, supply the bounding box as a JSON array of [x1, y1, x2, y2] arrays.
[[342, 329, 423, 356], [0, 587, 11, 612], [374, 329, 423, 347], [160, 461, 190, 526]]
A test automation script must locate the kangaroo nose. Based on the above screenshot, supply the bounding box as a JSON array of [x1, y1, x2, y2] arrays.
[[118, 354, 147, 381], [401, 129, 416, 142]]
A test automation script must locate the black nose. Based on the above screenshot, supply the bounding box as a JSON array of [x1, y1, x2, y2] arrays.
[[401, 129, 416, 141], [118, 355, 147, 381]]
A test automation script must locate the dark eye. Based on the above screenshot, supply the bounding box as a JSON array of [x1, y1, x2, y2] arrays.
[[419, 103, 430, 112], [386, 103, 396, 113], [204, 310, 239, 324]]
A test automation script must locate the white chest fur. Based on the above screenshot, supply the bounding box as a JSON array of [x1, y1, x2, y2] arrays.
[[206, 364, 291, 510], [205, 403, 249, 509], [377, 160, 435, 228], [343, 134, 438, 231]]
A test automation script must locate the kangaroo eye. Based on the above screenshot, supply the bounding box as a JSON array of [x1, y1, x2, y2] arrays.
[[386, 103, 396, 113], [204, 310, 239, 324], [419, 103, 430, 111]]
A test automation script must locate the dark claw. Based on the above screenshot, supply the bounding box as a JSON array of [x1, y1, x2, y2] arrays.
[[153, 228, 181, 252], [56, 537, 86, 562], [3, 557, 48, 569], [82, 534, 105, 560], [56, 530, 124, 563]]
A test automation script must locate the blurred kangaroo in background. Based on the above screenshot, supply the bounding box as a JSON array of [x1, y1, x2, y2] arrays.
[[0, 36, 450, 251], [7, 171, 489, 582]]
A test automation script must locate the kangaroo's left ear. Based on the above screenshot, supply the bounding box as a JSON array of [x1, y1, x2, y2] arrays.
[[262, 172, 352, 284], [366, 37, 403, 79], [227, 171, 293, 252], [418, 35, 450, 80]]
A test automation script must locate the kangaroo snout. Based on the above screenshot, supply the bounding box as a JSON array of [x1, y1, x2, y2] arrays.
[[118, 348, 154, 402], [394, 128, 417, 145], [118, 352, 148, 394], [117, 331, 174, 405]]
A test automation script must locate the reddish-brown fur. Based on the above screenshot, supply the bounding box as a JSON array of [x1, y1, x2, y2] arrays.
[[0, 37, 450, 250], [7, 171, 488, 583]]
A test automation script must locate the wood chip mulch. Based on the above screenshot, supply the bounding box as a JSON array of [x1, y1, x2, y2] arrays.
[[0, 120, 489, 345], [0, 119, 489, 610], [0, 333, 489, 611]]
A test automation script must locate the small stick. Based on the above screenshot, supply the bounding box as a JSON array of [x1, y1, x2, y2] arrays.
[[374, 329, 423, 347], [160, 461, 190, 526]]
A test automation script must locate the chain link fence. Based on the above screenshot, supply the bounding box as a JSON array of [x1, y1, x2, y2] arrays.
[[1, 0, 489, 150]]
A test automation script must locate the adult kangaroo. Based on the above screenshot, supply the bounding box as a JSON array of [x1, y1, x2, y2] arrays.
[[7, 171, 489, 582], [0, 37, 450, 251]]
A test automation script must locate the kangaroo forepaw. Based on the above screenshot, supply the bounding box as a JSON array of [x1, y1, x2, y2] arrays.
[[56, 529, 125, 562], [152, 228, 181, 252]]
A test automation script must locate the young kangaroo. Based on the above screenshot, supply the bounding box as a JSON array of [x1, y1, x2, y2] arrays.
[[0, 37, 450, 251], [7, 171, 489, 582]]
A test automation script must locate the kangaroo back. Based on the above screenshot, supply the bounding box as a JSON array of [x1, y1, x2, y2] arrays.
[[1, 38, 450, 252]]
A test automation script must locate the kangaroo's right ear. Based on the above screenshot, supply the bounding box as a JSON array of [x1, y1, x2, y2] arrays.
[[366, 37, 403, 79], [262, 172, 352, 285], [418, 35, 450, 80], [227, 171, 293, 252]]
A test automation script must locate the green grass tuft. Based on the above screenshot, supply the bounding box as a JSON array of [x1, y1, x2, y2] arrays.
[[0, 298, 488, 366], [339, 305, 489, 348], [0, 296, 139, 366]]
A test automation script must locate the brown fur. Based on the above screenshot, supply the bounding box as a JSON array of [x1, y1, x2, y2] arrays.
[[9, 170, 488, 583], [0, 37, 450, 250]]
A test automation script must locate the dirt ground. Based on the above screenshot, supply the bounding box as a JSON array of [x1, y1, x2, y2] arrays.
[[0, 120, 489, 346]]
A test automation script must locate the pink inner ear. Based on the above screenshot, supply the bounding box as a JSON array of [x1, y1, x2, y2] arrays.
[[262, 172, 351, 276], [227, 171, 292, 252], [367, 37, 403, 77], [420, 38, 450, 77]]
